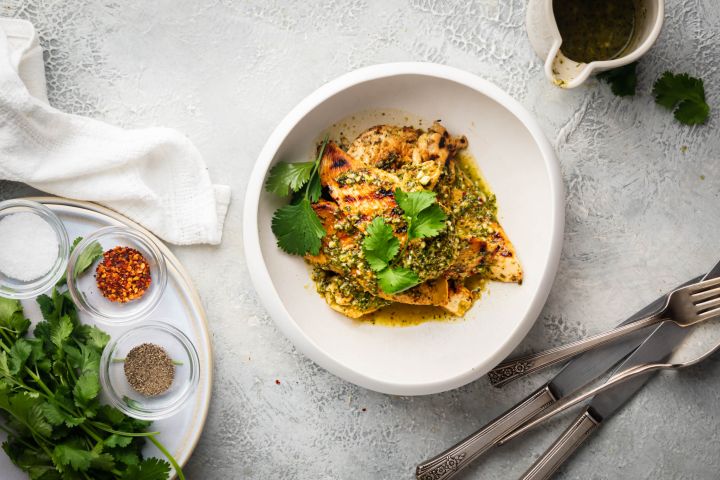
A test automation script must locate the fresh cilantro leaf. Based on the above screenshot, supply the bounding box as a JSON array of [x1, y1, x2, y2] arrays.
[[97, 405, 126, 427], [53, 443, 94, 471], [104, 434, 133, 448], [122, 457, 171, 480], [362, 218, 400, 271], [675, 98, 710, 125], [8, 339, 32, 375], [72, 241, 103, 279], [394, 188, 447, 240], [597, 62, 637, 97], [394, 189, 436, 218], [409, 203, 447, 239], [271, 199, 326, 255], [269, 136, 330, 257], [0, 351, 10, 378], [91, 452, 116, 472], [76, 325, 111, 350], [265, 161, 315, 196], [27, 402, 53, 438], [40, 401, 67, 427], [36, 295, 54, 322], [377, 268, 420, 294], [113, 449, 141, 467], [5, 394, 53, 439], [0, 297, 21, 322], [73, 372, 100, 410], [50, 315, 73, 350], [653, 72, 710, 125]]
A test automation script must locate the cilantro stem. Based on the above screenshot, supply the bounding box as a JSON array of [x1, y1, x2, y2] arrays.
[[91, 422, 160, 437], [149, 435, 185, 480], [0, 424, 39, 452], [306, 134, 330, 202]]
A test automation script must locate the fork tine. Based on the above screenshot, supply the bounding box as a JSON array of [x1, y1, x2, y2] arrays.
[[697, 306, 720, 322], [696, 296, 720, 313], [690, 277, 720, 295], [691, 285, 720, 303]]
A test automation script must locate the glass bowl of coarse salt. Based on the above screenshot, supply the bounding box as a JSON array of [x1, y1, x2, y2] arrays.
[[0, 200, 70, 299], [99, 321, 200, 420], [66, 226, 168, 326]]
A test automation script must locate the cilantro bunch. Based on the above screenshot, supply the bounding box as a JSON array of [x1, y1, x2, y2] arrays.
[[267, 136, 329, 256], [363, 189, 447, 294], [0, 240, 182, 479]]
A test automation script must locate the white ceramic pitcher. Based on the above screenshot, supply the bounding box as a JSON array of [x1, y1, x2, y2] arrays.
[[526, 0, 664, 88]]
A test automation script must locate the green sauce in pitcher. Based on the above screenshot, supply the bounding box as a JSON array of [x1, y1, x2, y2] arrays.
[[553, 0, 637, 63]]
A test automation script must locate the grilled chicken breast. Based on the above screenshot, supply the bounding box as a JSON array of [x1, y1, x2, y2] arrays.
[[347, 122, 468, 191], [306, 122, 521, 319], [319, 142, 403, 234]]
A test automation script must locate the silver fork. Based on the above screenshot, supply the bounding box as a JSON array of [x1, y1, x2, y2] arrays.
[[488, 276, 720, 387], [499, 317, 720, 454]]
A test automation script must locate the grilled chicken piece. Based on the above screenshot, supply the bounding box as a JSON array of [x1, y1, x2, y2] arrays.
[[439, 161, 523, 284], [304, 200, 359, 267], [378, 277, 449, 306], [485, 228, 522, 282], [347, 122, 468, 190], [442, 282, 474, 316], [319, 142, 402, 233], [306, 200, 450, 307], [347, 125, 419, 168], [312, 269, 389, 318]]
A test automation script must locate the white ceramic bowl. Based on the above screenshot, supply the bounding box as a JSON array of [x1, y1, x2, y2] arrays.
[[244, 63, 564, 395]]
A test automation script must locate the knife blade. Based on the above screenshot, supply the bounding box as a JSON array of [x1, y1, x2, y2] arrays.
[[520, 261, 720, 480], [416, 276, 701, 480]]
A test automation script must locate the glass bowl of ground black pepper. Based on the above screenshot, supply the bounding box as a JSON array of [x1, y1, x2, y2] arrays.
[[0, 199, 70, 299], [66, 226, 168, 325], [100, 321, 200, 420]]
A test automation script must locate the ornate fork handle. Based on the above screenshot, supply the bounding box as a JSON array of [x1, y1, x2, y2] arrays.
[[415, 386, 556, 480], [488, 313, 662, 387]]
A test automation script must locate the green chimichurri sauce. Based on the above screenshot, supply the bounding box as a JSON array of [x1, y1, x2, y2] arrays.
[[553, 0, 636, 63]]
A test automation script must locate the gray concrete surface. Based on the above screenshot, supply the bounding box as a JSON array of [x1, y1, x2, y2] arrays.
[[2, 1, 719, 479]]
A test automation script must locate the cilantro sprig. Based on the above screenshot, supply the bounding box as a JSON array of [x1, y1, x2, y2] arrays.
[[597, 63, 710, 126], [267, 136, 329, 255], [362, 189, 447, 294], [597, 61, 637, 97], [653, 72, 710, 126], [0, 264, 182, 478]]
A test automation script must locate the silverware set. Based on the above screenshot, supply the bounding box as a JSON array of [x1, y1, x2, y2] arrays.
[[417, 260, 720, 480]]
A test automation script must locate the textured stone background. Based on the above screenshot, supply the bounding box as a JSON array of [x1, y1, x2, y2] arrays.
[[1, 1, 719, 479]]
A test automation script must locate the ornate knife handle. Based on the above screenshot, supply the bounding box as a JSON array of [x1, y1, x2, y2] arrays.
[[488, 314, 662, 388], [519, 409, 599, 480], [415, 386, 556, 480]]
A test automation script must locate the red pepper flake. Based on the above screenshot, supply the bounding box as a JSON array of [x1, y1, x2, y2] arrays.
[[95, 246, 152, 303], [275, 379, 281, 385]]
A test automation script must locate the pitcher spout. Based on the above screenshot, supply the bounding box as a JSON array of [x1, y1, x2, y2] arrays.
[[545, 45, 594, 89]]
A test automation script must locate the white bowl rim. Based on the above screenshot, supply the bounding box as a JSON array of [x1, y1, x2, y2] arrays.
[[243, 62, 564, 395]]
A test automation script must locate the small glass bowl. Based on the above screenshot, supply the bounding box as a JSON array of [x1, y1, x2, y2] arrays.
[[99, 321, 200, 421], [0, 199, 70, 299], [66, 226, 167, 325]]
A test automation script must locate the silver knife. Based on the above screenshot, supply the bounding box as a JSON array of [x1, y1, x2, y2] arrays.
[[415, 275, 701, 480], [519, 261, 720, 480]]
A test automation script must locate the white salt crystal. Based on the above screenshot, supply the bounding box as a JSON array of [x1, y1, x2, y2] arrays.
[[0, 213, 59, 282]]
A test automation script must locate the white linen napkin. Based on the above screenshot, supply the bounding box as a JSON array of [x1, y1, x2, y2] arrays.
[[0, 18, 231, 245]]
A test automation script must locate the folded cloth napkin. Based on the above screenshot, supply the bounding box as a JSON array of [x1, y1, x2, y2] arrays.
[[0, 18, 231, 245]]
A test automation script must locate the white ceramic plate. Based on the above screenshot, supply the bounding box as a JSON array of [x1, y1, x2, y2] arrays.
[[244, 63, 563, 395], [0, 197, 212, 478]]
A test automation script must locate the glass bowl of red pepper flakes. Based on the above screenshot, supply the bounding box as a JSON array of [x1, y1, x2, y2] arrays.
[[67, 226, 168, 325]]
